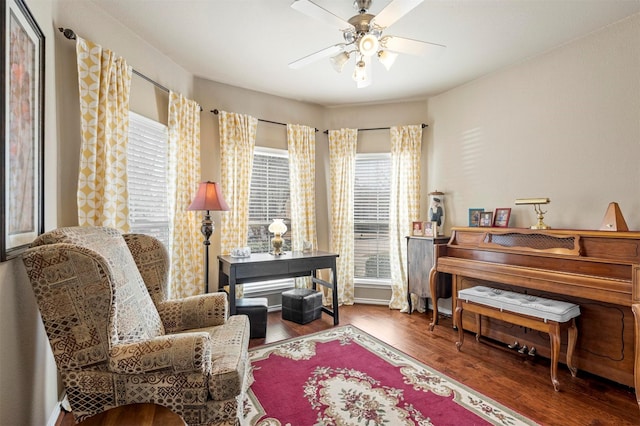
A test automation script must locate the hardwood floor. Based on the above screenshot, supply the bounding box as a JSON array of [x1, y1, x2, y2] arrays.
[[59, 304, 639, 425]]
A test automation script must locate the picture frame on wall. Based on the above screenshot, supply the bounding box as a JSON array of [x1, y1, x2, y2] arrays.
[[479, 211, 494, 227], [1, 0, 45, 261], [412, 221, 423, 236], [468, 208, 484, 227], [493, 208, 512, 227]]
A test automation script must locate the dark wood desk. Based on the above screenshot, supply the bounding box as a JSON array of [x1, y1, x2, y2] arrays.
[[218, 251, 339, 325]]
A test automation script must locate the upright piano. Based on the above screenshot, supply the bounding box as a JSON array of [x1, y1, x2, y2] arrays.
[[429, 227, 640, 407]]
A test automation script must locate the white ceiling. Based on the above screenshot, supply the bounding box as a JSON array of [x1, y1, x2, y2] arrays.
[[89, 0, 640, 107]]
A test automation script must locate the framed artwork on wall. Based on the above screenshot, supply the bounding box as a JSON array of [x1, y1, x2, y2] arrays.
[[479, 211, 494, 227], [468, 208, 484, 227], [493, 208, 512, 227], [1, 0, 45, 261]]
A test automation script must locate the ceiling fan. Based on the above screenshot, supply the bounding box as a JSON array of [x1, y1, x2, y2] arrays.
[[289, 0, 446, 88]]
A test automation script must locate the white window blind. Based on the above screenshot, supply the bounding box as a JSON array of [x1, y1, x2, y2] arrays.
[[354, 153, 391, 280], [247, 147, 291, 254], [126, 112, 170, 248]]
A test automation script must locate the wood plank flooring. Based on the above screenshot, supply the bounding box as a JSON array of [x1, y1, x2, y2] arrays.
[[59, 304, 639, 425]]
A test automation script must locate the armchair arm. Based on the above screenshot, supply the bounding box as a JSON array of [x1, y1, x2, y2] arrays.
[[158, 292, 229, 333], [109, 332, 212, 375]]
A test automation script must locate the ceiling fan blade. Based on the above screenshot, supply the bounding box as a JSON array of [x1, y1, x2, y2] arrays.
[[382, 36, 446, 57], [289, 44, 345, 69], [372, 0, 424, 29], [291, 0, 355, 31]]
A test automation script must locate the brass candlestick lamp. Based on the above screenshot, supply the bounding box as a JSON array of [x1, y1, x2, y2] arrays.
[[515, 198, 551, 229]]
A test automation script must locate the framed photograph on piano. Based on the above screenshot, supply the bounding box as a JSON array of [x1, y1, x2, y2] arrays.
[[493, 208, 511, 227], [468, 208, 484, 227], [479, 211, 493, 227]]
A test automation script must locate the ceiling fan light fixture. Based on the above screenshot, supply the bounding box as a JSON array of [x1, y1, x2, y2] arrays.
[[377, 50, 398, 70], [343, 31, 356, 44], [358, 33, 379, 56], [352, 59, 367, 82], [329, 51, 350, 72]]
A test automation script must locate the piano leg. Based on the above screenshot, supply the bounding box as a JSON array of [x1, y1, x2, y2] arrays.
[[632, 304, 640, 409]]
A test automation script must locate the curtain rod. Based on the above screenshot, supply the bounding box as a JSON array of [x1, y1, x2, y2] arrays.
[[322, 123, 427, 134], [211, 109, 318, 132], [59, 27, 203, 111]]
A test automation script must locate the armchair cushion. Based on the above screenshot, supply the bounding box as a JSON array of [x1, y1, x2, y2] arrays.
[[158, 293, 228, 333]]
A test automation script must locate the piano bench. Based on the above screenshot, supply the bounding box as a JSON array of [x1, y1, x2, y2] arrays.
[[455, 286, 580, 391]]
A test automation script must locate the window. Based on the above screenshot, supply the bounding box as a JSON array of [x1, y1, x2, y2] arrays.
[[247, 147, 291, 253], [126, 112, 170, 248], [354, 153, 391, 281]]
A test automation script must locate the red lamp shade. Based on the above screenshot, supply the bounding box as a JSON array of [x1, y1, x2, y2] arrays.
[[187, 181, 230, 211]]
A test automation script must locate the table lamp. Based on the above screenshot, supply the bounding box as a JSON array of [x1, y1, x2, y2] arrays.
[[187, 181, 229, 292], [268, 219, 287, 255]]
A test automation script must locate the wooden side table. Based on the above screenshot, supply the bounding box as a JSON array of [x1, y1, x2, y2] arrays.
[[77, 403, 186, 426]]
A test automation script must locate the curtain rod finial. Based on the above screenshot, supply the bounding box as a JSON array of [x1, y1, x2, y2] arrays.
[[58, 28, 77, 40]]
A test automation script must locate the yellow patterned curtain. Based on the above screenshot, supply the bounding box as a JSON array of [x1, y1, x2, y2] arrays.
[[76, 37, 132, 231], [388, 125, 423, 311], [168, 92, 202, 298], [287, 124, 318, 289], [219, 111, 257, 257], [328, 128, 357, 305]]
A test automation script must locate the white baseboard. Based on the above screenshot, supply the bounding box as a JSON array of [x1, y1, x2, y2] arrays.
[[46, 402, 62, 426]]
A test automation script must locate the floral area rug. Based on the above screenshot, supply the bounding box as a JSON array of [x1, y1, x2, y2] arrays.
[[245, 325, 537, 425]]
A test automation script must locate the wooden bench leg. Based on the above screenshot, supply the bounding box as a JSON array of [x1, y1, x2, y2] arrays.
[[455, 303, 464, 351], [548, 321, 561, 392], [567, 318, 578, 377], [475, 313, 481, 342]]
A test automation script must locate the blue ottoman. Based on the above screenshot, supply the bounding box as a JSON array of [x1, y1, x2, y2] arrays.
[[281, 288, 322, 324], [236, 297, 268, 338]]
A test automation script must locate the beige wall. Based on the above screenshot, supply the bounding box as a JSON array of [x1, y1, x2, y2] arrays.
[[426, 13, 640, 232], [2, 2, 638, 424]]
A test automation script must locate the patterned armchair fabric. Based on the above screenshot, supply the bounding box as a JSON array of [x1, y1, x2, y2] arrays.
[[22, 227, 251, 426]]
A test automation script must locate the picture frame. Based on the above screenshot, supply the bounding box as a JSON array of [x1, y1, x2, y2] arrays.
[[1, 0, 45, 261], [479, 211, 494, 227], [493, 208, 512, 228], [412, 221, 423, 236], [423, 221, 436, 237], [468, 208, 484, 227]]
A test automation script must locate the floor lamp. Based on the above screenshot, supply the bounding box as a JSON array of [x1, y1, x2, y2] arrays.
[[187, 181, 229, 293]]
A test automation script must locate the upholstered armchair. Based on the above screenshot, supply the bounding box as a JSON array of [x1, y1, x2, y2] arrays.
[[22, 226, 252, 426]]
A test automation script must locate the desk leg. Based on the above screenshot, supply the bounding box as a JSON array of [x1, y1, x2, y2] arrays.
[[331, 261, 339, 325], [229, 268, 236, 316]]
